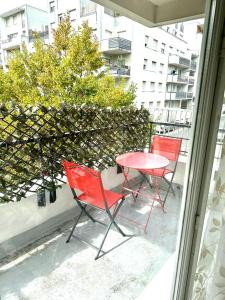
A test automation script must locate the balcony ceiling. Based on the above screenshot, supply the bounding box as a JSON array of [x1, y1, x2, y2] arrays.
[[93, 0, 205, 26]]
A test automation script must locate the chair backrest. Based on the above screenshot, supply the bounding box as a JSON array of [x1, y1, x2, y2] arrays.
[[63, 161, 105, 203], [150, 136, 182, 161]]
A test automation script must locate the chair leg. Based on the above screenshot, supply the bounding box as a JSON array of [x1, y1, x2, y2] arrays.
[[95, 220, 113, 260], [107, 198, 132, 237], [66, 209, 84, 243]]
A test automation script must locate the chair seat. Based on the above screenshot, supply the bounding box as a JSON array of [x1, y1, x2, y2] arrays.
[[138, 167, 173, 177], [78, 190, 124, 209]]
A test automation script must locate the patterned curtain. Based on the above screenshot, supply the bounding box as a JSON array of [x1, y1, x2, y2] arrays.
[[193, 137, 225, 299]]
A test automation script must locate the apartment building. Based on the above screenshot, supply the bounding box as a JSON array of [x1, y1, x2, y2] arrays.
[[0, 5, 49, 70], [48, 0, 199, 110]]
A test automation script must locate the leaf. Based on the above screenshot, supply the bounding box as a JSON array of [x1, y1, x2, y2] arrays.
[[213, 218, 220, 227], [215, 282, 225, 288], [219, 266, 225, 277], [209, 227, 219, 232], [216, 177, 222, 191]]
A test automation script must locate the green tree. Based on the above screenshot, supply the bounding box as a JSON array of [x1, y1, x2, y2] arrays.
[[1, 16, 135, 108]]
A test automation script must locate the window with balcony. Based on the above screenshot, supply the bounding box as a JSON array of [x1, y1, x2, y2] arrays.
[[145, 35, 149, 47], [49, 1, 55, 13], [13, 15, 17, 25], [150, 81, 155, 91], [159, 63, 164, 73], [142, 81, 147, 91], [152, 39, 158, 50], [21, 12, 25, 28], [104, 7, 120, 17], [158, 82, 163, 92], [151, 61, 157, 71], [161, 43, 166, 54], [143, 58, 148, 70], [50, 22, 56, 30], [80, 0, 97, 17], [180, 23, 184, 33], [69, 9, 76, 21], [58, 14, 63, 23]]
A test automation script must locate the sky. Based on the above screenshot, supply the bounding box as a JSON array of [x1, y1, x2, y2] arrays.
[[0, 0, 48, 14]]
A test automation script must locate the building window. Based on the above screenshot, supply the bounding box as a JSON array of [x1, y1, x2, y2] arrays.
[[105, 29, 112, 38], [21, 12, 25, 28], [159, 63, 164, 73], [161, 43, 166, 54], [180, 23, 184, 33], [142, 81, 147, 91], [117, 30, 126, 37], [149, 102, 153, 108], [143, 58, 148, 70], [13, 14, 17, 25], [80, 0, 97, 17], [175, 23, 178, 29], [104, 7, 120, 17], [151, 61, 156, 71], [145, 35, 149, 47], [58, 14, 64, 23], [150, 82, 155, 91], [49, 1, 55, 13], [157, 101, 160, 107], [69, 9, 76, 21], [141, 102, 145, 108], [50, 22, 56, 30], [169, 46, 173, 54], [152, 39, 158, 50], [158, 83, 163, 92]]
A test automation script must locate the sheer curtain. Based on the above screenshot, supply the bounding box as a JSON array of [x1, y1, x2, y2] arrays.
[[193, 135, 225, 299]]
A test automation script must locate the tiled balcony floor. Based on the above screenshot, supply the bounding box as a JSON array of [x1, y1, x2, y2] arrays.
[[0, 184, 183, 300]]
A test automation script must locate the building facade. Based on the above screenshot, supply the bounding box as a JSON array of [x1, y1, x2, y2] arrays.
[[0, 5, 49, 70], [47, 0, 199, 109]]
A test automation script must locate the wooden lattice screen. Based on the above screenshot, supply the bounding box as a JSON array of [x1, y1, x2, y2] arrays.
[[0, 103, 150, 204]]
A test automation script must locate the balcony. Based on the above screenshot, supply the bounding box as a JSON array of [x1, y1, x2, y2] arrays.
[[29, 31, 49, 42], [109, 65, 131, 77], [167, 74, 188, 84], [101, 37, 132, 54], [190, 61, 197, 70], [0, 104, 185, 300], [168, 55, 190, 69], [1, 35, 28, 50], [188, 77, 195, 85], [187, 92, 193, 98], [166, 91, 187, 100]]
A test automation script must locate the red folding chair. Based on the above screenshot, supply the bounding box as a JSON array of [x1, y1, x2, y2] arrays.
[[139, 136, 182, 206], [63, 161, 132, 260]]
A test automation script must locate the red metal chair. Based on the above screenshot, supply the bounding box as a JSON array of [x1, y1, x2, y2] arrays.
[[63, 161, 132, 260], [139, 136, 182, 206]]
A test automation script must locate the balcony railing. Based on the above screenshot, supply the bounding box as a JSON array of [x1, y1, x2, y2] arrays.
[[166, 91, 188, 100], [101, 37, 132, 54], [190, 61, 197, 70], [167, 74, 188, 83], [188, 77, 195, 84], [29, 31, 49, 42], [0, 104, 149, 203], [109, 65, 131, 76], [187, 92, 193, 98], [168, 55, 190, 68]]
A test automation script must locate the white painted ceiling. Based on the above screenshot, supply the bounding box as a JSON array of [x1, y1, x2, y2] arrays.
[[93, 0, 206, 27]]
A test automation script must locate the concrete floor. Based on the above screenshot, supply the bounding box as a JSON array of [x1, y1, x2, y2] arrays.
[[0, 184, 182, 300]]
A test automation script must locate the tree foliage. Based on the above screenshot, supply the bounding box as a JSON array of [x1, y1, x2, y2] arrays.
[[1, 17, 135, 108]]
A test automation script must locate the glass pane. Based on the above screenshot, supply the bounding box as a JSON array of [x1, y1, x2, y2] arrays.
[[192, 92, 225, 299]]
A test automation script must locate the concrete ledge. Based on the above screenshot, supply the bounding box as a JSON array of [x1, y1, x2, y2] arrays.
[[0, 205, 80, 261]]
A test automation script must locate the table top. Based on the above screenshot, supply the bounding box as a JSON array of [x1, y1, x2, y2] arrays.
[[116, 152, 169, 170]]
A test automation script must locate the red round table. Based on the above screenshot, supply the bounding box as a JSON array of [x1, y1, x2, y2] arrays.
[[116, 152, 169, 233], [116, 152, 169, 170]]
